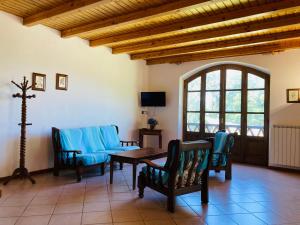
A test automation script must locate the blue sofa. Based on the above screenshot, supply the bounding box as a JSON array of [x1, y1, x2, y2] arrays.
[[52, 125, 139, 181]]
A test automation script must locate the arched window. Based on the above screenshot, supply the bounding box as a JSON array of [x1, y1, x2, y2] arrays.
[[183, 64, 270, 165]]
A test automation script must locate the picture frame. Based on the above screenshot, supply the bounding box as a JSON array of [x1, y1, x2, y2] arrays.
[[287, 89, 300, 103], [56, 73, 68, 90], [32, 73, 46, 91]]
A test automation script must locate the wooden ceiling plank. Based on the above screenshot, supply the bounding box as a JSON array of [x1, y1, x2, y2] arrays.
[[112, 13, 300, 53], [61, 0, 213, 38], [131, 29, 300, 59], [23, 0, 115, 26], [90, 0, 300, 47], [146, 38, 300, 65]]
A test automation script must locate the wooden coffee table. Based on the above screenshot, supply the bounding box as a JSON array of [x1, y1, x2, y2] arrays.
[[109, 148, 167, 190]]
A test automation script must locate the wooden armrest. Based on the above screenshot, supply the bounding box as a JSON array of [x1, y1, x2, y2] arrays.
[[120, 140, 139, 144], [61, 150, 82, 154], [142, 159, 167, 171]]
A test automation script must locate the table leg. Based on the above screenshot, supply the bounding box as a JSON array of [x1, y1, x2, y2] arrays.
[[159, 134, 162, 148], [110, 158, 114, 184], [132, 163, 137, 190]]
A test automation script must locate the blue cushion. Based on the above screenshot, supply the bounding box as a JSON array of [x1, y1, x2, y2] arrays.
[[81, 126, 106, 152], [60, 128, 88, 153], [141, 164, 169, 185], [212, 131, 228, 166], [99, 125, 120, 149], [77, 152, 108, 166], [109, 146, 140, 151]]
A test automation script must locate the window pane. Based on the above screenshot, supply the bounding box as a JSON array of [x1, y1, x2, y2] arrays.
[[225, 113, 241, 135], [187, 112, 200, 132], [187, 92, 200, 111], [188, 77, 201, 91], [248, 73, 265, 89], [247, 114, 264, 137], [226, 69, 242, 89], [205, 91, 220, 112], [248, 90, 264, 112], [205, 113, 219, 133], [206, 70, 220, 90], [226, 91, 241, 112]]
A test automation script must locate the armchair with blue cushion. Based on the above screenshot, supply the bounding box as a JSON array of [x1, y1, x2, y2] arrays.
[[138, 139, 212, 212], [52, 125, 139, 182], [207, 130, 235, 180]]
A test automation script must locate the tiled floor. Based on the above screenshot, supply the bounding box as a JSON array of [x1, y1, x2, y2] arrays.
[[0, 163, 300, 225]]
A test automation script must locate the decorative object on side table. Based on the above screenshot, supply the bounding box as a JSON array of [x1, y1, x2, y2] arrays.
[[32, 73, 46, 91], [4, 77, 36, 185], [287, 89, 300, 103], [147, 118, 158, 130], [56, 73, 68, 90]]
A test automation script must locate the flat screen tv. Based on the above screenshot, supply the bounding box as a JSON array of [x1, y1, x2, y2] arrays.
[[141, 92, 166, 107]]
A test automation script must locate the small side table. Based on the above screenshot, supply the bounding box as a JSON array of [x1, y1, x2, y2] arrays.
[[139, 128, 162, 148]]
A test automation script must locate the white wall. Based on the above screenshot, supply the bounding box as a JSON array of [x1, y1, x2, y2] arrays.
[[0, 12, 148, 177], [147, 51, 300, 150]]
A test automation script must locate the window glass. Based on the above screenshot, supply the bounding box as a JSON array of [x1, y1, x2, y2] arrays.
[[187, 112, 200, 132], [188, 77, 201, 91], [226, 69, 242, 89], [226, 91, 241, 112], [248, 90, 264, 112], [187, 92, 200, 111], [225, 113, 241, 135], [205, 91, 220, 112], [206, 70, 220, 90], [205, 113, 219, 133], [247, 114, 264, 136], [248, 73, 265, 89]]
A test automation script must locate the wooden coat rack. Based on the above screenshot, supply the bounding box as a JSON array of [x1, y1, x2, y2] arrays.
[[4, 77, 36, 185]]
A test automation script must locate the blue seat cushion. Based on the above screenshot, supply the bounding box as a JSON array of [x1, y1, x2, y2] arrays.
[[141, 164, 169, 186], [109, 146, 140, 151], [212, 131, 228, 167], [77, 152, 108, 166], [99, 125, 120, 149]]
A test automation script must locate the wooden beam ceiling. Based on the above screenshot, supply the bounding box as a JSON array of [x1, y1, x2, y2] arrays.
[[23, 0, 114, 26], [131, 29, 300, 60], [146, 38, 300, 65], [90, 0, 300, 47], [61, 0, 212, 38], [2, 0, 300, 65], [112, 13, 300, 54]]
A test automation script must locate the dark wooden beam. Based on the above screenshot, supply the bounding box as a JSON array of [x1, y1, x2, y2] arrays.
[[23, 0, 113, 26], [131, 29, 300, 59], [146, 39, 300, 65], [61, 0, 212, 38], [112, 13, 300, 54], [91, 0, 300, 47]]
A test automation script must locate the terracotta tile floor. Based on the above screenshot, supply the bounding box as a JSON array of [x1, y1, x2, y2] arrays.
[[1, 163, 300, 225]]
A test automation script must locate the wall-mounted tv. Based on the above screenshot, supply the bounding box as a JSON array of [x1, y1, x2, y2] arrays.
[[141, 92, 166, 107]]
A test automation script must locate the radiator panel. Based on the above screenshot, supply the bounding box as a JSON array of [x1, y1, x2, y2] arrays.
[[270, 125, 300, 170]]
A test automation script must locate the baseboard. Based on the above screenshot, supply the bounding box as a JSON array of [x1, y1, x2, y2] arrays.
[[0, 168, 53, 183], [268, 166, 300, 173]]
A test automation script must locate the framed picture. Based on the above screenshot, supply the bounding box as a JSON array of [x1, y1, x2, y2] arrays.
[[56, 73, 68, 90], [287, 89, 300, 103], [32, 73, 46, 91]]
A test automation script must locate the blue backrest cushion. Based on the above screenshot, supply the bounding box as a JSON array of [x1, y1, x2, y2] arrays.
[[60, 128, 87, 154], [99, 125, 120, 149], [81, 126, 106, 152], [212, 131, 229, 166]]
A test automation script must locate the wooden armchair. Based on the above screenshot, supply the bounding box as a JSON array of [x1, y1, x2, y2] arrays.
[[206, 130, 236, 180], [138, 139, 212, 212]]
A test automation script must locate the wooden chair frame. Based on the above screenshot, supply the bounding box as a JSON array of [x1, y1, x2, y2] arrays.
[[51, 125, 139, 181], [138, 140, 212, 212]]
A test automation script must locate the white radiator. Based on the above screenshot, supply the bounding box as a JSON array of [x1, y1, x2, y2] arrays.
[[270, 125, 300, 170]]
